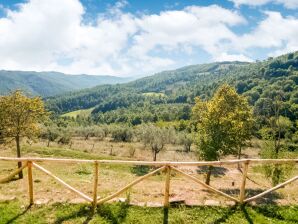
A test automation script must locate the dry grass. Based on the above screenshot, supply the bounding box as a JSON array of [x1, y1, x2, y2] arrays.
[[0, 138, 297, 207]]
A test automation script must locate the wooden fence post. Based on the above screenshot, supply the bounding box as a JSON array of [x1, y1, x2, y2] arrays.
[[27, 161, 34, 205], [163, 165, 171, 224], [92, 161, 99, 214], [239, 161, 249, 204]]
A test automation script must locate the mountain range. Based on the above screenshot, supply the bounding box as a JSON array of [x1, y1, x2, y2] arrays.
[[0, 70, 132, 97]]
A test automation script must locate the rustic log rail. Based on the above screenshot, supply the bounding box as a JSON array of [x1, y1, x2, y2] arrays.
[[0, 157, 298, 213]]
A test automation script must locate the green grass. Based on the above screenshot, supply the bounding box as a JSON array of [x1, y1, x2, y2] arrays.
[[142, 92, 166, 97], [61, 107, 94, 118], [22, 145, 111, 160], [21, 145, 136, 173], [1, 200, 298, 224]]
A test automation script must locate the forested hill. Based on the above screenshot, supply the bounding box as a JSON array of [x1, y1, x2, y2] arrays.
[[46, 61, 250, 112], [46, 51, 298, 124], [0, 70, 132, 97]]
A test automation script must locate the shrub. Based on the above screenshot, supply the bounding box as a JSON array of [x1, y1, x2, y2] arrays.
[[110, 125, 133, 142], [130, 165, 151, 176]]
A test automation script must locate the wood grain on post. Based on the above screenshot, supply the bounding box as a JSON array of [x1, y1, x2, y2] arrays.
[[239, 161, 249, 204], [27, 161, 34, 205], [164, 166, 171, 208], [92, 161, 99, 214]]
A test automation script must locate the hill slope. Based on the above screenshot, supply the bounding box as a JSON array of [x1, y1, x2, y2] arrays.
[[47, 51, 298, 124], [0, 70, 132, 97]]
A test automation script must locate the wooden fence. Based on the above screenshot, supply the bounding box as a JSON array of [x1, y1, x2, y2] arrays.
[[0, 157, 298, 214]]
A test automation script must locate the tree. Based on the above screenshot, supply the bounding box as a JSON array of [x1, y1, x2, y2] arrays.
[[138, 124, 169, 161], [192, 84, 254, 185], [110, 125, 133, 142], [39, 124, 60, 147], [177, 131, 193, 152], [260, 96, 294, 186], [0, 90, 48, 179]]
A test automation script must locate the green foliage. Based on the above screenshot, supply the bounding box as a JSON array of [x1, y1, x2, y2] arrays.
[[176, 131, 193, 152], [73, 126, 105, 140], [260, 139, 294, 186], [137, 124, 175, 161], [45, 51, 298, 134], [130, 165, 151, 176], [57, 132, 71, 145], [260, 114, 295, 186], [75, 164, 92, 175], [39, 124, 60, 146], [192, 84, 254, 161], [110, 125, 133, 142], [0, 90, 48, 139], [94, 103, 191, 125]]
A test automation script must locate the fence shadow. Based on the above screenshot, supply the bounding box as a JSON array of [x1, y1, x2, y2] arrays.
[[219, 188, 282, 204], [5, 205, 32, 224], [197, 166, 228, 177], [54, 205, 93, 224], [52, 202, 129, 224], [96, 202, 129, 224], [212, 205, 238, 224]]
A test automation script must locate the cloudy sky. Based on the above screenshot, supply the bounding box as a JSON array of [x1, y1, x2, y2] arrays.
[[0, 0, 297, 77]]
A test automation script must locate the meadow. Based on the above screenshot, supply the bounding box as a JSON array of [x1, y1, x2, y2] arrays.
[[1, 138, 297, 211]]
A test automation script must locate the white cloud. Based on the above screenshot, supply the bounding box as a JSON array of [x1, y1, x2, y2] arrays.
[[0, 0, 296, 77], [215, 53, 253, 62], [233, 11, 298, 55], [131, 5, 245, 58], [229, 0, 298, 9]]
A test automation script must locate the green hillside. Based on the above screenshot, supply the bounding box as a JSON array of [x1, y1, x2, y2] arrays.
[[0, 70, 132, 97], [47, 51, 298, 125]]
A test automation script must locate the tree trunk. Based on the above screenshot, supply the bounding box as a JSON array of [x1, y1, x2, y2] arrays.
[[185, 144, 191, 153], [153, 151, 157, 161], [47, 140, 50, 147], [272, 165, 282, 186], [205, 166, 213, 185], [16, 135, 23, 179]]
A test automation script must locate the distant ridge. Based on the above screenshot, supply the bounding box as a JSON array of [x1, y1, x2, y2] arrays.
[[45, 51, 298, 118], [0, 70, 132, 97]]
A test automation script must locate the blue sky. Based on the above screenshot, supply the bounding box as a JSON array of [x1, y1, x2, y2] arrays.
[[0, 0, 297, 77]]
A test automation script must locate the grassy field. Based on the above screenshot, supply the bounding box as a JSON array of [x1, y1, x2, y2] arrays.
[[1, 200, 298, 224], [0, 139, 298, 206], [61, 108, 94, 118], [0, 139, 298, 223]]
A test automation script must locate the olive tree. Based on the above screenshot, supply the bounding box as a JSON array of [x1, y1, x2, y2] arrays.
[[138, 124, 170, 161]]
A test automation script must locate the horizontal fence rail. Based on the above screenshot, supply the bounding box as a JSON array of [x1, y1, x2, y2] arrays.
[[0, 157, 298, 165], [0, 157, 298, 213]]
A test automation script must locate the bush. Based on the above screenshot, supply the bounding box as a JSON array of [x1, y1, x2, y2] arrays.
[[130, 165, 151, 176], [39, 125, 60, 147], [75, 164, 92, 175], [74, 126, 105, 140], [110, 125, 133, 142], [177, 132, 193, 152], [57, 132, 71, 145]]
